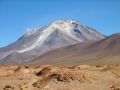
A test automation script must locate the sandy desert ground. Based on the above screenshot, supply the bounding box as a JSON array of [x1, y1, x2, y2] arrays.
[[0, 64, 120, 90]]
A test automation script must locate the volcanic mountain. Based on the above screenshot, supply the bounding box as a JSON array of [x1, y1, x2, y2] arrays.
[[29, 33, 120, 66], [0, 19, 105, 65]]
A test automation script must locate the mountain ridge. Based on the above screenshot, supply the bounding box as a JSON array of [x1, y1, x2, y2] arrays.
[[28, 33, 120, 66], [0, 19, 106, 65]]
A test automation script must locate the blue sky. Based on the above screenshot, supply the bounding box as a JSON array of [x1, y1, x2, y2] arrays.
[[0, 0, 120, 47]]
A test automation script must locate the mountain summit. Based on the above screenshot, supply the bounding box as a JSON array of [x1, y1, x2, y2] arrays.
[[17, 19, 105, 53], [0, 19, 105, 65]]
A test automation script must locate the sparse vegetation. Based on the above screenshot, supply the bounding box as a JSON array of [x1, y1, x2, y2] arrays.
[[3, 85, 14, 90]]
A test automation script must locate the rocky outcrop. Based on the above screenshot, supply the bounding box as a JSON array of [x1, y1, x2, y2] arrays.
[[0, 65, 120, 90]]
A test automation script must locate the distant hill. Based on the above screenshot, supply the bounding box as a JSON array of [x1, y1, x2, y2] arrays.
[[29, 33, 120, 66]]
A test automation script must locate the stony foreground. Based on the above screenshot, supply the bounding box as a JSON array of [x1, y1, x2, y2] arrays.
[[0, 65, 120, 90]]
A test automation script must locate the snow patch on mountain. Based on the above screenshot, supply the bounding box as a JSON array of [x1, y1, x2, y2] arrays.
[[17, 19, 105, 53]]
